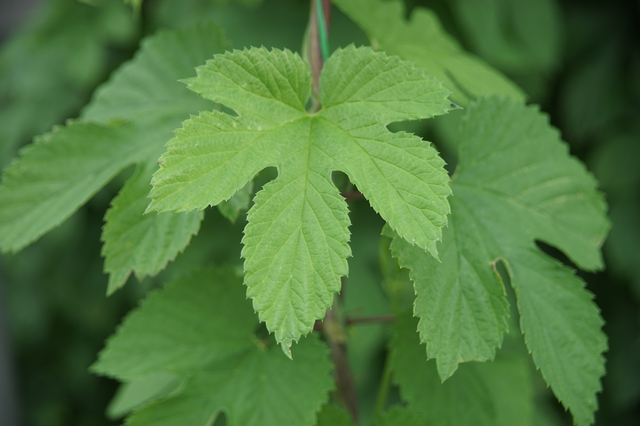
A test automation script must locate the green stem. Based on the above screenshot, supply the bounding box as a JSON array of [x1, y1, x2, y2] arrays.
[[315, 0, 330, 61], [374, 351, 393, 415], [308, 0, 331, 110]]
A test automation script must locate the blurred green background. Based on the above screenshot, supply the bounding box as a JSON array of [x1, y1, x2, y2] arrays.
[[0, 0, 638, 425]]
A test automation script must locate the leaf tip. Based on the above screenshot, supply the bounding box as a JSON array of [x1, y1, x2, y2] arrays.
[[281, 342, 293, 359]]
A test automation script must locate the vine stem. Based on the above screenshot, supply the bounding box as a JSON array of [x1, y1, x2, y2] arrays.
[[314, 0, 330, 61], [347, 314, 395, 326], [374, 350, 393, 415], [314, 314, 396, 330], [341, 190, 365, 201], [308, 2, 361, 421], [322, 304, 359, 423], [308, 0, 331, 110]]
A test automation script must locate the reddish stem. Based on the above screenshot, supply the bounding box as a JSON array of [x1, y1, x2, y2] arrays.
[[323, 308, 359, 423], [346, 314, 396, 326], [341, 191, 364, 201]]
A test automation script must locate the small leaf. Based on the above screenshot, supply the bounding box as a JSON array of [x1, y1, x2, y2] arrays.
[[101, 161, 203, 295], [148, 46, 453, 352], [92, 266, 334, 426]]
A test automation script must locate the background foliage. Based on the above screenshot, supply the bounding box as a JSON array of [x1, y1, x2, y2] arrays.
[[0, 0, 638, 425]]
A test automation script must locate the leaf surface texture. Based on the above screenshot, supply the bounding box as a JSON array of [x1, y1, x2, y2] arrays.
[[147, 46, 454, 353]]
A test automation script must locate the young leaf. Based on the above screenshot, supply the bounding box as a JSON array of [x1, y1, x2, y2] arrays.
[[390, 312, 534, 426], [332, 0, 524, 105], [92, 267, 334, 426], [388, 97, 609, 425], [101, 161, 203, 294], [147, 46, 454, 354]]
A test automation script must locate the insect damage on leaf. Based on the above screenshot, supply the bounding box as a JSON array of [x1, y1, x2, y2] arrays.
[[146, 45, 455, 355]]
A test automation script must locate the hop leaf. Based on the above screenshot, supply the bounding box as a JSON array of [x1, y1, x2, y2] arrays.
[[386, 97, 609, 426], [92, 267, 334, 426], [0, 22, 229, 293], [101, 161, 203, 294], [147, 46, 454, 354]]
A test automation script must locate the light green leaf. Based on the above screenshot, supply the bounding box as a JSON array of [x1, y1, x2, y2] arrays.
[[390, 312, 534, 426], [387, 97, 609, 425], [217, 179, 253, 223], [92, 266, 334, 426], [0, 121, 149, 252], [147, 46, 453, 354], [333, 0, 524, 105], [384, 224, 509, 381], [101, 161, 203, 294]]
